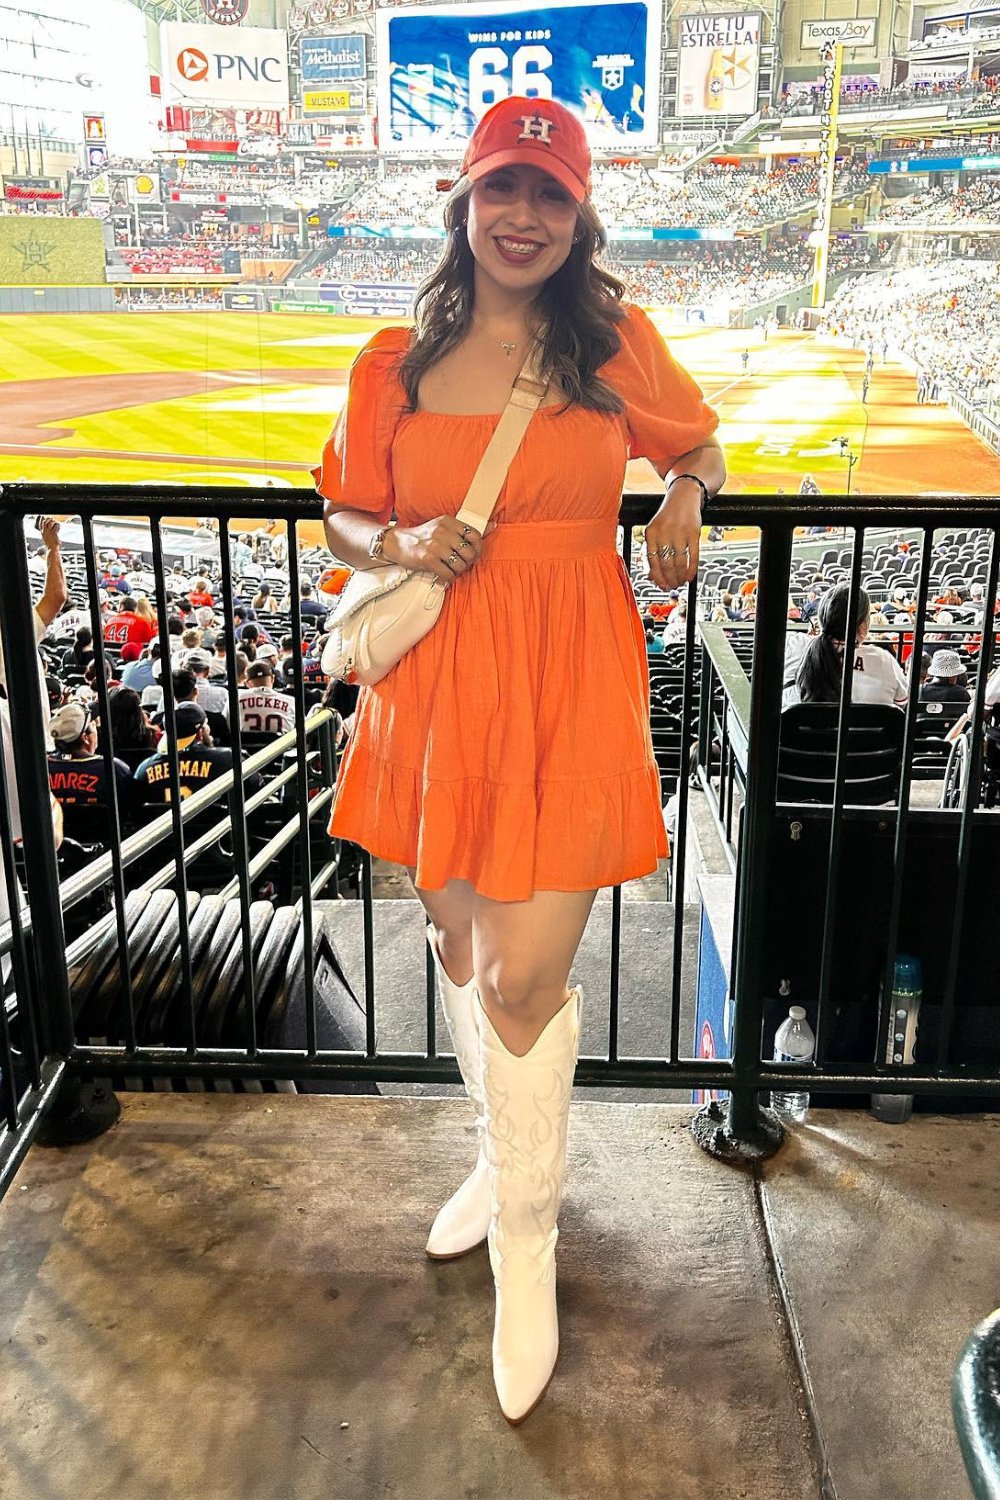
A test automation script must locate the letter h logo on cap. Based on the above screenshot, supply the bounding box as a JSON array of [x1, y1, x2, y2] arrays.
[[518, 113, 554, 144]]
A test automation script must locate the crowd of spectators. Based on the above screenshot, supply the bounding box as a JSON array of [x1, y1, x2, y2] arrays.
[[114, 288, 225, 311], [774, 74, 1000, 118], [822, 261, 1000, 419], [871, 177, 1000, 228], [325, 159, 871, 233], [22, 529, 359, 847]]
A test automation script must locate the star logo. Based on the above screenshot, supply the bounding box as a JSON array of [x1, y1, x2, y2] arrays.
[[722, 47, 753, 85], [14, 230, 54, 274]]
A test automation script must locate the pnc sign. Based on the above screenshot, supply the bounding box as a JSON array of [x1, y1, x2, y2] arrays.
[[161, 22, 290, 108]]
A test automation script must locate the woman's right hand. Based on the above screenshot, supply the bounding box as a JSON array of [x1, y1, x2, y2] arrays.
[[384, 516, 498, 586]]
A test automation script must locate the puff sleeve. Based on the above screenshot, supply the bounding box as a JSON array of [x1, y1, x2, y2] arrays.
[[605, 303, 720, 467], [311, 328, 409, 525]]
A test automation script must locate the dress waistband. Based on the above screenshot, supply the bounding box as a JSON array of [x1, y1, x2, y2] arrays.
[[478, 517, 619, 562]]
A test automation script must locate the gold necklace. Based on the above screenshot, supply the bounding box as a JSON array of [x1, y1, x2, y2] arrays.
[[473, 314, 526, 358]]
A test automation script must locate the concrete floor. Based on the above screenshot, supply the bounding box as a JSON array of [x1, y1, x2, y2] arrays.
[[1, 1093, 995, 1500]]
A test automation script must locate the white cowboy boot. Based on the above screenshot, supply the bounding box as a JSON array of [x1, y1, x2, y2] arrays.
[[424, 924, 491, 1260], [479, 986, 582, 1424]]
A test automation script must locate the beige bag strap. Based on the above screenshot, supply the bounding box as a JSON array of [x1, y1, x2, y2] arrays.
[[454, 339, 548, 535]]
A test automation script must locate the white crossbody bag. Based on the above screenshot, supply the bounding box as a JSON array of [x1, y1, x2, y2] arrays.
[[321, 341, 547, 688]]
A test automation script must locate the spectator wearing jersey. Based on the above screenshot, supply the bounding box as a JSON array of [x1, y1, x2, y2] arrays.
[[48, 700, 134, 823], [133, 703, 262, 803], [238, 659, 296, 738], [103, 596, 155, 649], [189, 578, 214, 609], [784, 583, 909, 710]]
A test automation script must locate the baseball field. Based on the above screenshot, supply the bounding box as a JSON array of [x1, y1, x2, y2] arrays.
[[1, 309, 998, 510]]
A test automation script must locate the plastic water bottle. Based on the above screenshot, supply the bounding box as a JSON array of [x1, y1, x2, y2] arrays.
[[770, 1006, 815, 1123], [871, 955, 922, 1124]]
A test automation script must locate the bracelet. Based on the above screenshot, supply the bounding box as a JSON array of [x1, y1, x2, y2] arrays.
[[667, 473, 711, 509]]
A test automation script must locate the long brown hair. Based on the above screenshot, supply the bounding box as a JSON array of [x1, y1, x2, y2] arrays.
[[398, 176, 628, 414]]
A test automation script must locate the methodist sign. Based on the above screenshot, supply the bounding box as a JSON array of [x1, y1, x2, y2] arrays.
[[376, 0, 661, 152], [300, 34, 367, 84], [160, 23, 290, 109]]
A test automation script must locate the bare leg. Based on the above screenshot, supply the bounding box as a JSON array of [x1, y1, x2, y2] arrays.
[[404, 867, 475, 984], [472, 886, 599, 1055]]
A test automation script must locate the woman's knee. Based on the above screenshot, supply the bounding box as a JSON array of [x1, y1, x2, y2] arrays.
[[476, 968, 569, 1018]]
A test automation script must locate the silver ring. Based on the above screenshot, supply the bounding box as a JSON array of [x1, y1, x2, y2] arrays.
[[660, 545, 678, 559], [447, 549, 461, 565]]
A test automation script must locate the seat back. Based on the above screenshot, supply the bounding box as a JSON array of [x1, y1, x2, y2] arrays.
[[778, 702, 904, 805]]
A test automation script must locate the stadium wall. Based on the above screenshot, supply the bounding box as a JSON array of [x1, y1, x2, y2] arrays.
[[0, 218, 105, 288], [0, 286, 115, 313]]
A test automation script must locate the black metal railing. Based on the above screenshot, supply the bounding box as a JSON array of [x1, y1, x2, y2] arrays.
[[1, 484, 999, 1199]]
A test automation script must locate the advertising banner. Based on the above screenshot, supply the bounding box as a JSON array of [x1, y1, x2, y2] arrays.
[[300, 34, 367, 83], [303, 87, 366, 114], [319, 281, 418, 314], [223, 288, 267, 310], [376, 0, 661, 152], [800, 18, 876, 50], [160, 22, 290, 110], [677, 12, 760, 118]]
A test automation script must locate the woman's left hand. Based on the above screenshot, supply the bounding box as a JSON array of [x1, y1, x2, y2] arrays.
[[643, 490, 703, 591]]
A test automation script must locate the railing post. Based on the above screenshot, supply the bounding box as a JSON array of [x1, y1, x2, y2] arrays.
[[692, 522, 793, 1164], [0, 503, 119, 1145]]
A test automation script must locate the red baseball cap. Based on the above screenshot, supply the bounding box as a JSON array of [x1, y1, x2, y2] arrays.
[[461, 96, 591, 204]]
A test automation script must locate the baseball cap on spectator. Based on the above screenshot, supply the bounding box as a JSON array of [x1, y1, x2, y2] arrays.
[[460, 95, 592, 203], [185, 649, 213, 672], [927, 650, 964, 678], [50, 700, 91, 747], [120, 642, 142, 664], [172, 702, 207, 749], [45, 675, 63, 710], [935, 611, 954, 625], [246, 660, 275, 684], [256, 642, 279, 662]]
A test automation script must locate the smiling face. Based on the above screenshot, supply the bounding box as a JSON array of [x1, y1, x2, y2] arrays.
[[465, 162, 580, 299]]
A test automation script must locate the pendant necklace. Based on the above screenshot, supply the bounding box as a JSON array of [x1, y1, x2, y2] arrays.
[[473, 314, 521, 358]]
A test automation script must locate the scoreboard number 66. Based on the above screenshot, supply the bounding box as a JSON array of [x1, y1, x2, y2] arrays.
[[469, 45, 554, 113]]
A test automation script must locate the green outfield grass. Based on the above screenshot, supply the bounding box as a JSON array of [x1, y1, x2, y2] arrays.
[[1, 310, 998, 498]]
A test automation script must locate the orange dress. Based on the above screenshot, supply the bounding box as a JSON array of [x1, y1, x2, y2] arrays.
[[312, 302, 719, 902]]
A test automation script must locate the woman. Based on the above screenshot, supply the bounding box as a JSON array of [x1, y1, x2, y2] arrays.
[[104, 685, 159, 759], [133, 595, 157, 630], [785, 583, 908, 710], [252, 582, 279, 614], [61, 626, 94, 673], [314, 96, 724, 1424]]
